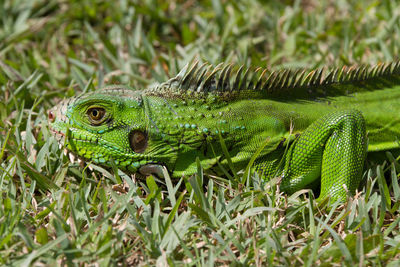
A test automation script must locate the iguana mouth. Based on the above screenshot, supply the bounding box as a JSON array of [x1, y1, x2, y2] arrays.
[[48, 101, 70, 140], [49, 126, 66, 144]]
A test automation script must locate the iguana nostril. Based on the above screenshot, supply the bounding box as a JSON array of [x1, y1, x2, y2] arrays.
[[129, 130, 148, 153], [48, 110, 55, 122]]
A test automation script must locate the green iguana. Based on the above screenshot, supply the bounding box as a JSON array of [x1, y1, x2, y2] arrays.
[[48, 61, 400, 202]]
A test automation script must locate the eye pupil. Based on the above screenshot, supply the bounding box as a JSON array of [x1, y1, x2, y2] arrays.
[[87, 107, 106, 124]]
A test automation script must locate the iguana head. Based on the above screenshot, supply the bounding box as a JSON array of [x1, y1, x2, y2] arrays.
[[48, 86, 174, 177]]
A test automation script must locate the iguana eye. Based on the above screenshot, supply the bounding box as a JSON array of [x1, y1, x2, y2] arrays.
[[87, 107, 106, 125]]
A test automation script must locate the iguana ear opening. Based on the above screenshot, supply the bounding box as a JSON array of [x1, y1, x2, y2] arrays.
[[129, 130, 148, 153]]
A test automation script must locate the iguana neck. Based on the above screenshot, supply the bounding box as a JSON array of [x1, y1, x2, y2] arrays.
[[142, 95, 228, 176]]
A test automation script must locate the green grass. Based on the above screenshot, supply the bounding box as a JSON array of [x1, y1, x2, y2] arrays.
[[2, 0, 400, 265]]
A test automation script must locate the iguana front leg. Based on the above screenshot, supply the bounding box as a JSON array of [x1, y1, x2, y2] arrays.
[[280, 110, 367, 202]]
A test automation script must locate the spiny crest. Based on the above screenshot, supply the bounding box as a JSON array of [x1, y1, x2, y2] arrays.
[[147, 60, 400, 97]]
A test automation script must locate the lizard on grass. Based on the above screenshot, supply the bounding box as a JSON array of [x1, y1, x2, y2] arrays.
[[48, 61, 400, 202]]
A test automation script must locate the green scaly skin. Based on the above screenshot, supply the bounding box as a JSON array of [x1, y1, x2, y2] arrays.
[[49, 61, 400, 202]]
